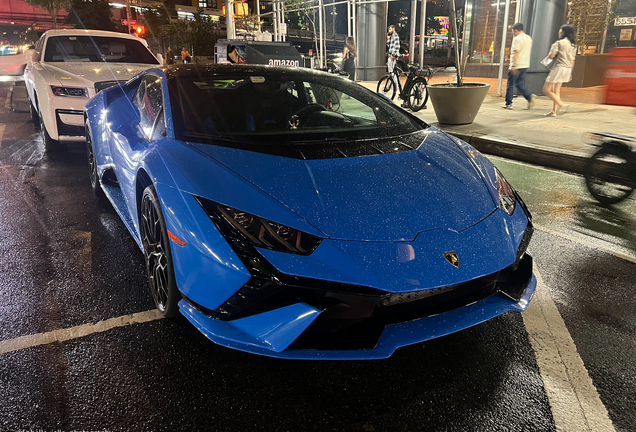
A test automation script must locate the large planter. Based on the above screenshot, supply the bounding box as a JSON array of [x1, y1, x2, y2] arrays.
[[428, 83, 491, 125], [563, 54, 610, 88]]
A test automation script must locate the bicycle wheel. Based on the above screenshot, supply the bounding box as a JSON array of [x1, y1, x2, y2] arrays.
[[584, 146, 635, 204], [407, 79, 429, 112], [377, 76, 396, 100]]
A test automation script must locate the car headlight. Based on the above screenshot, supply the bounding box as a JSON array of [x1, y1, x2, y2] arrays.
[[51, 86, 87, 97], [495, 168, 516, 216], [196, 197, 322, 255]]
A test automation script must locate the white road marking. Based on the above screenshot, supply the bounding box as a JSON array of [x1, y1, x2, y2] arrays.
[[4, 90, 11, 110], [523, 268, 616, 431], [0, 310, 164, 355], [535, 224, 636, 264]]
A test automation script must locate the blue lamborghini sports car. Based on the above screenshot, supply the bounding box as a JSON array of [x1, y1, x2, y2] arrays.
[[84, 64, 536, 360]]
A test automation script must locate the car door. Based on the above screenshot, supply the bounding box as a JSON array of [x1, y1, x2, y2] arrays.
[[110, 73, 167, 231]]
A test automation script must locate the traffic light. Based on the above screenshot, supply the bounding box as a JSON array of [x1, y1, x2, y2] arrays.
[[130, 25, 145, 36]]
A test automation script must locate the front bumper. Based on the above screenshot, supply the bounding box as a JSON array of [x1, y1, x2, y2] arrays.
[[175, 193, 535, 360], [179, 216, 535, 360], [179, 255, 536, 359]]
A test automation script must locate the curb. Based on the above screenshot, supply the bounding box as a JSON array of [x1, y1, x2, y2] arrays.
[[10, 83, 30, 113], [444, 130, 590, 175]]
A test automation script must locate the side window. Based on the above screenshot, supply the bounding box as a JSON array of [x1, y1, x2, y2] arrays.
[[132, 75, 166, 141], [36, 36, 45, 61]]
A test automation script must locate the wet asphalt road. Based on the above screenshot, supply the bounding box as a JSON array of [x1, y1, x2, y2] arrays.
[[0, 82, 634, 431]]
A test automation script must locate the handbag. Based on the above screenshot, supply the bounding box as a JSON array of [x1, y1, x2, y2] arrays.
[[540, 54, 557, 68], [541, 42, 560, 68]]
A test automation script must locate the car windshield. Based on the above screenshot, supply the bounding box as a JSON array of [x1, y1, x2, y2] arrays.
[[169, 71, 425, 144], [43, 36, 159, 64]]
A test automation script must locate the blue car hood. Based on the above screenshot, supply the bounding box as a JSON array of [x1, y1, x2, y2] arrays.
[[189, 129, 496, 241]]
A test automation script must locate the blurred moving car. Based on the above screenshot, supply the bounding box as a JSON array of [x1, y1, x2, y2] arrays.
[[23, 29, 163, 151], [84, 64, 536, 360], [0, 44, 29, 77]]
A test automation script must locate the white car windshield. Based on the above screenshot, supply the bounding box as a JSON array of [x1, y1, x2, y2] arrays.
[[43, 36, 159, 64]]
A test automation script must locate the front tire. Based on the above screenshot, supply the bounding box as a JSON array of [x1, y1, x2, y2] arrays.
[[38, 103, 59, 152], [377, 76, 397, 101], [407, 79, 429, 112], [30, 101, 40, 131], [85, 120, 104, 198], [584, 146, 635, 204], [140, 185, 181, 317]]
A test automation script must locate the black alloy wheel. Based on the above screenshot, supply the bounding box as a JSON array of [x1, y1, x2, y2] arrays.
[[377, 76, 397, 100], [85, 121, 103, 197], [141, 185, 181, 317], [584, 146, 635, 204]]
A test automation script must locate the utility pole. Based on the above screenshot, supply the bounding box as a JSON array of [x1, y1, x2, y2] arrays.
[[409, 0, 417, 66], [318, 0, 325, 67], [272, 0, 278, 41], [419, 0, 426, 69], [126, 0, 132, 34], [225, 0, 235, 39]]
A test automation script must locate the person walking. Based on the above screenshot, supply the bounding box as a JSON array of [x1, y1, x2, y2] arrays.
[[342, 36, 357, 81], [542, 24, 577, 117], [503, 23, 536, 110], [181, 47, 191, 64], [165, 47, 174, 65]]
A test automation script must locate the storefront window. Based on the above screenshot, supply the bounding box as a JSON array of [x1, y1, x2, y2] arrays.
[[465, 0, 517, 65]]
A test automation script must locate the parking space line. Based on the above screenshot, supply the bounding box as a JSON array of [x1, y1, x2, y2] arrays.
[[0, 310, 163, 355], [535, 224, 636, 264], [524, 268, 616, 432]]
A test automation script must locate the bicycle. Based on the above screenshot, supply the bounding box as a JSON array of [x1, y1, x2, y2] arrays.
[[377, 64, 434, 112], [584, 132, 636, 204]]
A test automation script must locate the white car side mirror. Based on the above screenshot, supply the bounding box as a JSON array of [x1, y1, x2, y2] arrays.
[[25, 49, 37, 65], [156, 53, 164, 66]]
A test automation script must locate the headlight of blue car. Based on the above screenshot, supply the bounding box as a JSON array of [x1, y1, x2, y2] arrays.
[[495, 168, 517, 216], [196, 196, 322, 255]]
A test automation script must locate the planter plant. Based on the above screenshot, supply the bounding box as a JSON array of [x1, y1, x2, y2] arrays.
[[427, 0, 490, 125]]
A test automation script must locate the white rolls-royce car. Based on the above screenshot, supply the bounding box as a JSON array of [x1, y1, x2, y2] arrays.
[[24, 29, 163, 151]]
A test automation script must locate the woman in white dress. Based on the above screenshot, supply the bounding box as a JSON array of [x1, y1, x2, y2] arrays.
[[543, 25, 577, 116]]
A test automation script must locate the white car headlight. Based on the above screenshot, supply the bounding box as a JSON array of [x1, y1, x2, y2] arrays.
[[51, 86, 88, 97]]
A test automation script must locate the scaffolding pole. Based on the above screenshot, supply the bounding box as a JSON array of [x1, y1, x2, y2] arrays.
[[418, 0, 426, 68], [496, 0, 511, 95]]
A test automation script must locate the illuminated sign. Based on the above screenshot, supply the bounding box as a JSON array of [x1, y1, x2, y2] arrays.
[[615, 17, 636, 26], [432, 16, 449, 38]]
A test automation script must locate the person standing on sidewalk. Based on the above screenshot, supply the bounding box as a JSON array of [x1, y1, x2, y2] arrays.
[[165, 47, 175, 65], [503, 23, 536, 110], [387, 25, 400, 85], [542, 25, 577, 117], [342, 36, 357, 81]]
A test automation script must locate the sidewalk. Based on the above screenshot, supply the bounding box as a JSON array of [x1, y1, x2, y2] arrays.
[[360, 75, 636, 174]]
